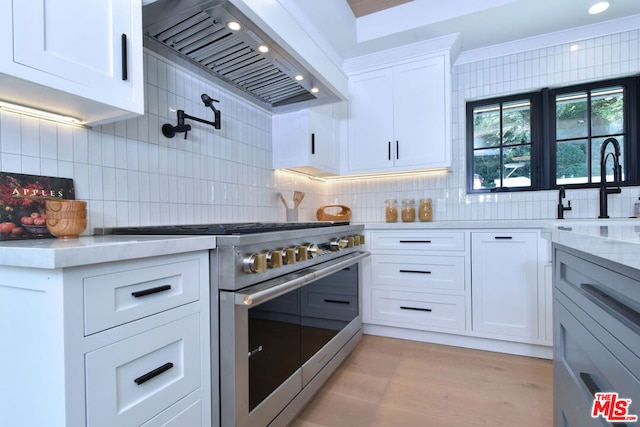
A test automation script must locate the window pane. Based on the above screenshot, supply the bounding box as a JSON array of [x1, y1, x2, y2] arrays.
[[556, 92, 588, 139], [591, 87, 624, 136], [557, 139, 588, 185], [503, 146, 531, 187], [592, 136, 625, 184], [473, 148, 500, 189], [502, 100, 531, 146], [473, 105, 500, 148]]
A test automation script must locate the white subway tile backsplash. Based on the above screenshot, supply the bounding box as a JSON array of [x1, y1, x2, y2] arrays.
[[2, 28, 639, 230]]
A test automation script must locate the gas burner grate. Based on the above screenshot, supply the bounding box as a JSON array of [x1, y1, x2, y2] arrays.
[[102, 222, 350, 236]]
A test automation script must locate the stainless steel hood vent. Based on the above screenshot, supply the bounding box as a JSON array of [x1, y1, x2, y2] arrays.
[[143, 0, 337, 110]]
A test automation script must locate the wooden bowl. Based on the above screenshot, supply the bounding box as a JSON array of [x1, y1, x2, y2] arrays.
[[45, 199, 87, 212], [45, 210, 87, 219], [316, 205, 352, 221], [46, 218, 87, 239]]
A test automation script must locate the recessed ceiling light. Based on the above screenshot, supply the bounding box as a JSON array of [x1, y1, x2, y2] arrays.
[[311, 87, 320, 94], [257, 45, 269, 53], [294, 75, 304, 81], [589, 1, 610, 15], [226, 21, 242, 31]]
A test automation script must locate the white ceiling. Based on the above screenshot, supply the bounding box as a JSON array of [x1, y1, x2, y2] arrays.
[[283, 0, 640, 61]]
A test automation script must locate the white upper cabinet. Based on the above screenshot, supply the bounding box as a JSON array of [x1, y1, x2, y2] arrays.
[[273, 103, 342, 176], [0, 0, 144, 125], [344, 36, 457, 175], [347, 69, 395, 172]]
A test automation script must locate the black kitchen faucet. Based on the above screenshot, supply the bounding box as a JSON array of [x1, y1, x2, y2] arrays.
[[598, 137, 622, 219]]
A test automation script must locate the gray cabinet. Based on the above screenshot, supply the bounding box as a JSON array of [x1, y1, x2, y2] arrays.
[[553, 245, 640, 426]]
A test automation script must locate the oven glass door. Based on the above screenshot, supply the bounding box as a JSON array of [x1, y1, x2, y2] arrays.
[[247, 265, 359, 412], [248, 289, 301, 411], [301, 265, 358, 364]]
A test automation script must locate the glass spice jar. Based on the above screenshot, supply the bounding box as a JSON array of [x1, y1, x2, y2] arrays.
[[385, 199, 398, 223], [401, 199, 416, 222], [419, 198, 433, 222]]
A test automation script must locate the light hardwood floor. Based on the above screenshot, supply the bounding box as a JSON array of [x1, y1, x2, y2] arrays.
[[292, 335, 553, 427]]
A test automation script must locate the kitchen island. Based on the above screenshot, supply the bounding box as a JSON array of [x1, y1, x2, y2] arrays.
[[0, 235, 216, 427], [551, 224, 640, 426]]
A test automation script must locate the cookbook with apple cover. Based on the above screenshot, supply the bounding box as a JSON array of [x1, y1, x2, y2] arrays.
[[0, 172, 76, 240]]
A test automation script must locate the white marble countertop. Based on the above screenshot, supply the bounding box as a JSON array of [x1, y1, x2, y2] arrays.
[[3, 218, 640, 271], [0, 235, 217, 269], [551, 224, 640, 271]]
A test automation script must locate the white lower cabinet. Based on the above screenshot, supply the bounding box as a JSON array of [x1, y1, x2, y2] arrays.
[[364, 228, 552, 358], [470, 231, 539, 340], [85, 314, 202, 427], [371, 289, 466, 330], [364, 230, 469, 335], [0, 251, 212, 427]]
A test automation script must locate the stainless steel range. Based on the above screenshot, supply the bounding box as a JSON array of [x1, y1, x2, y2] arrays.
[[105, 222, 368, 427]]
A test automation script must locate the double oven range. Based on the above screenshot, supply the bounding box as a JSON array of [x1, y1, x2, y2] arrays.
[[107, 222, 369, 427]]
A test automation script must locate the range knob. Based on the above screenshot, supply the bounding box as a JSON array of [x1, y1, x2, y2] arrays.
[[346, 236, 355, 248], [283, 247, 297, 265], [328, 237, 349, 251], [243, 253, 267, 273], [353, 235, 361, 246], [296, 246, 309, 261], [359, 234, 366, 245], [303, 243, 322, 258], [266, 250, 283, 268]]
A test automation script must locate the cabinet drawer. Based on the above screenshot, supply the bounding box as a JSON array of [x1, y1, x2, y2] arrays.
[[86, 314, 201, 427], [371, 290, 465, 330], [371, 254, 465, 291], [555, 299, 640, 423], [554, 358, 602, 427], [555, 249, 640, 362], [141, 398, 202, 427], [84, 259, 201, 335], [369, 231, 465, 251]]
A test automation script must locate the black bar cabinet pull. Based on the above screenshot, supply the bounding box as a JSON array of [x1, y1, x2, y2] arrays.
[[579, 372, 629, 426], [121, 34, 128, 81], [400, 306, 432, 312], [311, 133, 315, 154], [388, 141, 391, 160], [324, 299, 350, 305], [396, 140, 399, 159], [579, 372, 601, 397], [581, 283, 640, 331], [132, 284, 172, 298], [399, 240, 431, 244], [134, 362, 173, 385], [399, 269, 432, 274], [494, 236, 513, 240]]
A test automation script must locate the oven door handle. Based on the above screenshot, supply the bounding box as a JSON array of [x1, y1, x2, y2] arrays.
[[236, 251, 370, 306]]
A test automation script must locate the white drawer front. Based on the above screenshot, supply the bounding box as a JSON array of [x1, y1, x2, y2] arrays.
[[369, 231, 465, 251], [141, 399, 202, 427], [371, 290, 465, 330], [86, 314, 201, 427], [84, 259, 201, 335], [371, 254, 465, 291]]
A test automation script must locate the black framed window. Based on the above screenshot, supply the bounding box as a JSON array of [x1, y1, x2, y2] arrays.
[[467, 93, 539, 192], [466, 76, 638, 194], [550, 78, 637, 188]]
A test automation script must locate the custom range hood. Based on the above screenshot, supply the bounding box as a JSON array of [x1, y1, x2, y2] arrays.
[[143, 0, 341, 111]]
